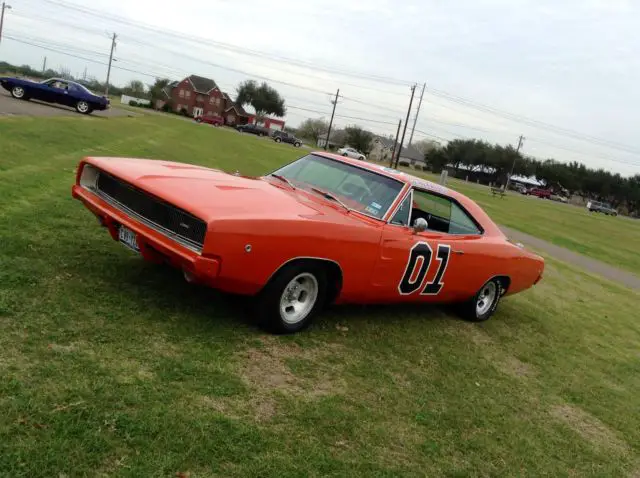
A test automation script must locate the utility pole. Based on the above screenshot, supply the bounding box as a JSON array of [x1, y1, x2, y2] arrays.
[[105, 32, 117, 96], [0, 2, 12, 45], [42, 56, 47, 73], [408, 82, 426, 146], [394, 84, 417, 169], [389, 119, 402, 168], [324, 88, 340, 151], [505, 135, 525, 190]]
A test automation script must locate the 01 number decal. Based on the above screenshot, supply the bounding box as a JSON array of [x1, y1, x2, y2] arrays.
[[398, 242, 451, 295]]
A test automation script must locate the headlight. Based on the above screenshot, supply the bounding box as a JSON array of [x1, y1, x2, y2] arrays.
[[79, 164, 100, 190]]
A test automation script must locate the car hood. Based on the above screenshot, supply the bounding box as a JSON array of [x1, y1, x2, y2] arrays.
[[85, 157, 371, 225]]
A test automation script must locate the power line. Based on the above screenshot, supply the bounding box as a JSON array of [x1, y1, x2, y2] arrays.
[[28, 0, 415, 87]]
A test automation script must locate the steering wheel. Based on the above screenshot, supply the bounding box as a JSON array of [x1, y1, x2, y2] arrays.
[[337, 182, 373, 203]]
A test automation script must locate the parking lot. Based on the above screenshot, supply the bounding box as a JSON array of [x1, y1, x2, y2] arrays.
[[0, 88, 131, 118]]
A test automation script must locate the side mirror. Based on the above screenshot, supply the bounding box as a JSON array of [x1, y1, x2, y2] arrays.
[[412, 217, 428, 234]]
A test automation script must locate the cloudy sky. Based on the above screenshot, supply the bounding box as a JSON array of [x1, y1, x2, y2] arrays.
[[1, 0, 639, 175]]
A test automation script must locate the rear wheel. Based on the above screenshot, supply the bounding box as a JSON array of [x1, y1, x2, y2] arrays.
[[294, 142, 301, 147], [254, 262, 327, 334], [275, 137, 282, 143], [76, 100, 92, 114], [458, 278, 504, 322], [11, 86, 26, 99]]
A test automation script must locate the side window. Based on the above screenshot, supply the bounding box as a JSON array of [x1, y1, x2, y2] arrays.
[[449, 203, 481, 235], [411, 189, 481, 235], [390, 192, 412, 226]]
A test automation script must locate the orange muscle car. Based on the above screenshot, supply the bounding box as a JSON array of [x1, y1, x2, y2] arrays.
[[71, 152, 544, 333]]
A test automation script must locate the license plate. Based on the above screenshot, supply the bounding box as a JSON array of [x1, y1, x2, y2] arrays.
[[118, 226, 139, 252]]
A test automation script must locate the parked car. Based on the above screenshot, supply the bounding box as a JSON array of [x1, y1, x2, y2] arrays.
[[587, 200, 617, 216], [194, 115, 223, 126], [72, 152, 544, 334], [272, 131, 302, 147], [526, 188, 552, 199], [550, 194, 568, 203], [236, 123, 270, 136], [337, 147, 366, 160], [0, 76, 110, 114]]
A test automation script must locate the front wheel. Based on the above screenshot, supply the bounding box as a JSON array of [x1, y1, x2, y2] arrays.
[[254, 262, 327, 334], [11, 86, 27, 99], [458, 278, 504, 322], [294, 142, 301, 147], [274, 137, 282, 143], [76, 100, 92, 114]]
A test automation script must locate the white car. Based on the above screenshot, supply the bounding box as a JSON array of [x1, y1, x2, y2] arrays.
[[338, 147, 366, 160]]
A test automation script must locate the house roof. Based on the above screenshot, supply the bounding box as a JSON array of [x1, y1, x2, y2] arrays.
[[399, 144, 423, 161], [188, 75, 218, 93], [161, 80, 179, 98], [224, 103, 248, 116], [374, 136, 396, 149]]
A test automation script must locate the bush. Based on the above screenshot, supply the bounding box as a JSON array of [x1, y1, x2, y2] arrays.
[[180, 107, 189, 116], [161, 103, 172, 113]]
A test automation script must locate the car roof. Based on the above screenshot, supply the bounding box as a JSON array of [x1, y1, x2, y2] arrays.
[[309, 151, 503, 236]]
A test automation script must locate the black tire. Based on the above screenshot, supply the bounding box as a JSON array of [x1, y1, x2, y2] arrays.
[[343, 153, 348, 157], [11, 85, 27, 99], [254, 262, 327, 334], [458, 278, 504, 322], [75, 100, 92, 115], [294, 142, 301, 147], [359, 156, 365, 160], [275, 137, 282, 143]]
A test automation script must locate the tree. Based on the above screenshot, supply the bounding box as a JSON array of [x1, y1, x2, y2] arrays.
[[236, 80, 286, 121], [123, 80, 147, 98], [149, 78, 171, 102], [344, 126, 374, 154], [297, 118, 329, 143]]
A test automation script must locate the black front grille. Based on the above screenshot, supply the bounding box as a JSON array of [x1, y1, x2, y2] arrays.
[[96, 172, 207, 250]]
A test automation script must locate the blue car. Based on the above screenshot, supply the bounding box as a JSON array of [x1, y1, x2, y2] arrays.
[[0, 77, 110, 114]]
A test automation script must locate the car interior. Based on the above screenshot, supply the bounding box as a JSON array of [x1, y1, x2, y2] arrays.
[[392, 189, 482, 235]]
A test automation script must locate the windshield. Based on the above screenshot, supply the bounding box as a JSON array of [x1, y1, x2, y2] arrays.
[[269, 154, 404, 219]]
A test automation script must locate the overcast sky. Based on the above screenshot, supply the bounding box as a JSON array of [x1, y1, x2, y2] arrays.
[[1, 0, 639, 175]]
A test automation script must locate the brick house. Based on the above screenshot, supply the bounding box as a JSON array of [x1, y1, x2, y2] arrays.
[[156, 75, 285, 130], [156, 75, 249, 126]]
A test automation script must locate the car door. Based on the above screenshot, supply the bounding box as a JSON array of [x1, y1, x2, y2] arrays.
[[371, 187, 485, 303]]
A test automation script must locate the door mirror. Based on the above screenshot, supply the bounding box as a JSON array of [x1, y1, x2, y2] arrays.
[[412, 217, 428, 234]]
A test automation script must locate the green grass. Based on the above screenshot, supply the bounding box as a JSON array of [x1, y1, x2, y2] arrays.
[[1, 113, 640, 476]]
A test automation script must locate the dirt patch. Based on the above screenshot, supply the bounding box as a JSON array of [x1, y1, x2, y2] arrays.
[[551, 404, 629, 453], [495, 356, 536, 378], [457, 323, 494, 346]]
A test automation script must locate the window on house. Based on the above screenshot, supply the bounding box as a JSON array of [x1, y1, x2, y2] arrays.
[[209, 97, 215, 104], [185, 90, 191, 98], [215, 98, 221, 106], [179, 89, 184, 98], [176, 103, 182, 111]]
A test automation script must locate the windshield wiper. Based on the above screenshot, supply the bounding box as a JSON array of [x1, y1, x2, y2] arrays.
[[269, 173, 296, 190], [310, 187, 350, 212]]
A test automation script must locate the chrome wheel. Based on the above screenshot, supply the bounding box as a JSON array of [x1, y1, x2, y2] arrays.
[[77, 101, 89, 113], [476, 282, 497, 316], [12, 86, 25, 99], [279, 273, 319, 324]]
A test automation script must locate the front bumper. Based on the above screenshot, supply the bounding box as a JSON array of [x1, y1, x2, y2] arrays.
[[72, 185, 220, 285]]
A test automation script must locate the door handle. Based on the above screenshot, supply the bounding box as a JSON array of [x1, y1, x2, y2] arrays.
[[452, 249, 465, 255]]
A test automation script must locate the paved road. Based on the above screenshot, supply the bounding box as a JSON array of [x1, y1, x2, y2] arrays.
[[0, 89, 131, 118], [501, 226, 640, 290]]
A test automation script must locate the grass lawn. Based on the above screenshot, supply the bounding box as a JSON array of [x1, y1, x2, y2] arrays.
[[1, 114, 639, 476]]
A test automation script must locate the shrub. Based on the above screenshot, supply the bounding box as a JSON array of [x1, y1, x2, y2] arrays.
[[180, 107, 189, 116], [161, 103, 172, 113]]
